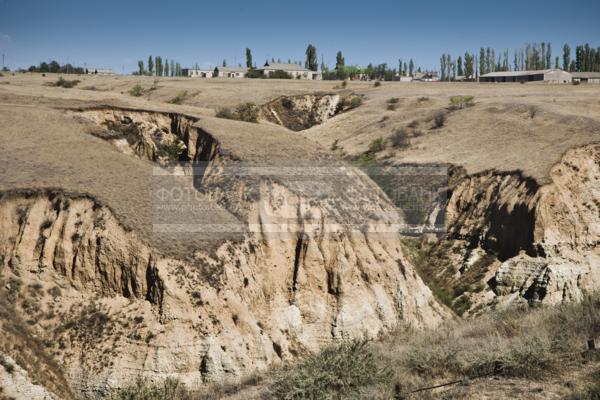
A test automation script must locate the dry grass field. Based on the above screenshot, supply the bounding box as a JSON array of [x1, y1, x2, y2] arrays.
[[3, 72, 598, 183]]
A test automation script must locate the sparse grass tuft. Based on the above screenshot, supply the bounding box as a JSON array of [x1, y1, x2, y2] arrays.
[[109, 377, 190, 400], [167, 91, 189, 105], [368, 137, 386, 153], [373, 80, 382, 87], [528, 106, 538, 119]]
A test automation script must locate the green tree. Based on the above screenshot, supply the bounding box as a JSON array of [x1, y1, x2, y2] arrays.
[[137, 60, 144, 75], [398, 59, 402, 76], [479, 48, 485, 75], [171, 60, 175, 77], [246, 48, 253, 68], [546, 43, 552, 70], [457, 56, 463, 77], [335, 51, 346, 80], [576, 45, 583, 71], [148, 55, 154, 75], [164, 59, 169, 77], [222, 59, 227, 67], [464, 52, 474, 79], [49, 60, 60, 73], [440, 54, 447, 81], [305, 44, 318, 71], [408, 59, 414, 77]]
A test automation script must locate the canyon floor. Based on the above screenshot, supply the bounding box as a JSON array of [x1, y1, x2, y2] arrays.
[[0, 73, 599, 399]]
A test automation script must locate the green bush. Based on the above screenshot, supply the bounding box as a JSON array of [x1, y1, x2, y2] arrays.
[[265, 340, 391, 400], [368, 137, 386, 153], [373, 80, 382, 87], [341, 80, 348, 88], [129, 84, 144, 97]]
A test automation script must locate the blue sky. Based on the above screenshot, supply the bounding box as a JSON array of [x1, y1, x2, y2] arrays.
[[1, 0, 599, 73]]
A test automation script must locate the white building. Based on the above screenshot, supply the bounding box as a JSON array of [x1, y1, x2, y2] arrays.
[[182, 68, 214, 78], [572, 72, 600, 84], [85, 67, 113, 75], [479, 69, 572, 83], [258, 62, 321, 80], [213, 66, 248, 78]]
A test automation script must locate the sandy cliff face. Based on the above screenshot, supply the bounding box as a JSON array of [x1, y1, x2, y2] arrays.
[[0, 109, 446, 398], [445, 144, 600, 309]]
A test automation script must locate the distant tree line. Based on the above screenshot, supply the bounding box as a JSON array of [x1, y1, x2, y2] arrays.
[[136, 56, 183, 77], [441, 42, 600, 81], [27, 60, 86, 74]]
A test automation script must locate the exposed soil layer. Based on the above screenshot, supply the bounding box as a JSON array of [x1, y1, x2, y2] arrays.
[[260, 93, 362, 131]]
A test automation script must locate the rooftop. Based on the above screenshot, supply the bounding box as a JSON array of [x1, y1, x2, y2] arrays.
[[215, 66, 248, 72], [480, 69, 564, 78], [261, 62, 309, 72], [572, 72, 600, 79]]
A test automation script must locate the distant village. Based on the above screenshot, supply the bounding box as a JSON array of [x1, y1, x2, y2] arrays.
[[12, 42, 600, 84]]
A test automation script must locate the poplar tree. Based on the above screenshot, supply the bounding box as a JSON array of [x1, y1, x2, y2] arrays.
[[563, 44, 571, 71], [457, 56, 463, 77], [148, 55, 154, 75], [440, 54, 447, 81], [479, 48, 485, 75], [164, 59, 169, 77], [335, 51, 346, 79], [246, 48, 253, 68], [137, 60, 144, 75], [305, 44, 318, 71], [409, 59, 414, 77], [171, 60, 175, 77]]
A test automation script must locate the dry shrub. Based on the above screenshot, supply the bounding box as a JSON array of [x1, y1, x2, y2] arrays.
[[265, 340, 392, 400], [216, 102, 259, 123], [50, 77, 80, 88], [432, 111, 446, 128], [390, 128, 410, 148]]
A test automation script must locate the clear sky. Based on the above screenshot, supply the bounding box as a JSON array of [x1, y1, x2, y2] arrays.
[[1, 0, 599, 73]]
